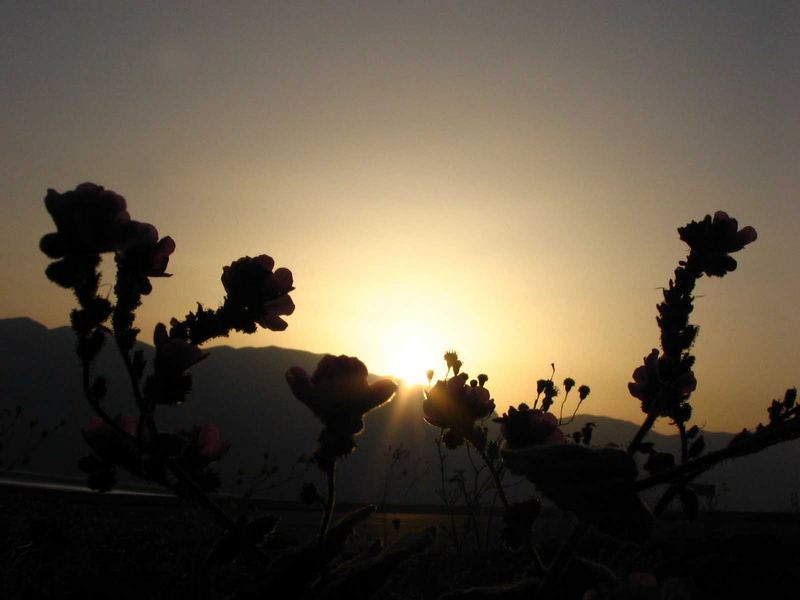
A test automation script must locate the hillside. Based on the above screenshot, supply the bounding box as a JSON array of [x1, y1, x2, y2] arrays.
[[2, 317, 799, 511]]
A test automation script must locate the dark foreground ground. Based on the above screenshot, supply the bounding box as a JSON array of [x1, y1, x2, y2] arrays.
[[2, 482, 800, 599]]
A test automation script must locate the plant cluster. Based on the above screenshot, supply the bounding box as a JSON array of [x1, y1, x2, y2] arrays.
[[39, 185, 798, 599]]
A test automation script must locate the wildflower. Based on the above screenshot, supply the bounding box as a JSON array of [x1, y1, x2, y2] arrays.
[[578, 384, 591, 400], [423, 373, 495, 448], [116, 235, 176, 295], [494, 404, 565, 450], [563, 377, 575, 393], [81, 415, 141, 476], [40, 183, 156, 258], [286, 355, 397, 461], [221, 255, 295, 331], [628, 349, 696, 415], [540, 381, 559, 412], [678, 211, 757, 277], [145, 323, 209, 405], [426, 369, 434, 383], [477, 373, 488, 387], [443, 350, 459, 369], [177, 423, 231, 462], [153, 323, 208, 374]]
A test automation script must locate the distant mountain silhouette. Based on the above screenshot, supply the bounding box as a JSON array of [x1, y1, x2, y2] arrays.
[[2, 317, 799, 511]]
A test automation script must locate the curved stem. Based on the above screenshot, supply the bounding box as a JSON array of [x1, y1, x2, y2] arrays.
[[474, 444, 509, 510], [558, 390, 571, 424], [318, 460, 337, 545], [636, 417, 800, 492], [628, 411, 658, 454]]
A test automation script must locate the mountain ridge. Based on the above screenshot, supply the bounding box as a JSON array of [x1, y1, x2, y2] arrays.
[[1, 317, 798, 511]]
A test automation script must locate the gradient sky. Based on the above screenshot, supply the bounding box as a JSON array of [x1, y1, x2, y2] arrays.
[[2, 2, 798, 432]]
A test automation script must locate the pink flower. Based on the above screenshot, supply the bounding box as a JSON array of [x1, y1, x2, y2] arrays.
[[153, 323, 208, 374], [627, 349, 661, 404], [677, 211, 757, 277], [494, 405, 565, 450], [287, 355, 397, 430], [628, 349, 696, 415], [195, 424, 232, 460], [117, 235, 176, 295], [146, 323, 209, 405], [221, 255, 295, 331], [40, 183, 157, 258], [423, 374, 496, 446], [177, 423, 231, 462], [81, 415, 141, 473], [286, 355, 397, 460]]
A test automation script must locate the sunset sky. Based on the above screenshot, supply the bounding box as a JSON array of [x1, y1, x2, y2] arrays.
[[2, 2, 797, 432]]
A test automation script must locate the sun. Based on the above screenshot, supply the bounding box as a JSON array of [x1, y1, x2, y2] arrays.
[[372, 323, 447, 387]]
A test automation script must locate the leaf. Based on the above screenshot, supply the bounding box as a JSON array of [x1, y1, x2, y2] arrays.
[[502, 444, 653, 542], [316, 527, 437, 600]]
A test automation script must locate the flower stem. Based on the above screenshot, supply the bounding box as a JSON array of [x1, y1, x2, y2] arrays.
[[475, 445, 509, 510], [318, 460, 337, 545], [436, 432, 461, 554], [473, 441, 544, 572], [628, 410, 658, 454]]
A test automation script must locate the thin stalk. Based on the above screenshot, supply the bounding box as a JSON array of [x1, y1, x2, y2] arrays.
[[318, 460, 337, 545], [636, 416, 800, 492], [473, 441, 545, 572], [562, 398, 584, 426], [474, 445, 509, 510], [558, 389, 571, 424], [436, 432, 461, 554], [628, 411, 658, 454]]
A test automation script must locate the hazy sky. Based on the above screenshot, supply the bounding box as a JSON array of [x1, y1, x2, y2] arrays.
[[2, 2, 798, 432]]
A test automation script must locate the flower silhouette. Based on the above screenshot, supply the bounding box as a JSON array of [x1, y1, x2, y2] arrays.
[[494, 404, 565, 450], [423, 373, 495, 448], [286, 355, 397, 460], [40, 183, 156, 258], [628, 348, 696, 415], [117, 235, 176, 295], [678, 211, 757, 277], [81, 415, 142, 479], [145, 323, 209, 405], [221, 254, 295, 331], [177, 423, 232, 462]]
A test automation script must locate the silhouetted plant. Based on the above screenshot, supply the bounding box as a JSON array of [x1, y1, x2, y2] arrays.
[[441, 211, 800, 600], [232, 451, 311, 500], [37, 189, 800, 599], [0, 404, 66, 472], [286, 354, 397, 543], [40, 182, 295, 563]]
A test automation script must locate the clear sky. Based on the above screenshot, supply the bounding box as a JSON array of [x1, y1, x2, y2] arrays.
[[2, 2, 798, 432]]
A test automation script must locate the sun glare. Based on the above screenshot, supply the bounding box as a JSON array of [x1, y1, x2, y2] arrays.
[[372, 322, 447, 386]]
